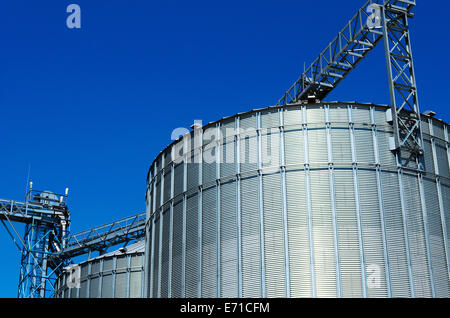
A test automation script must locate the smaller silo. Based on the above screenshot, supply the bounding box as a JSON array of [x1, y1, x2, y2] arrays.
[[55, 240, 145, 298]]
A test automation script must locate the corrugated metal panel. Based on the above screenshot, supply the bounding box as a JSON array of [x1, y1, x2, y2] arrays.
[[329, 105, 348, 123], [240, 176, 261, 297], [80, 281, 87, 298], [115, 259, 127, 298], [381, 171, 411, 297], [331, 128, 352, 164], [220, 180, 238, 297], [221, 119, 235, 134], [284, 107, 302, 127], [352, 106, 371, 124], [156, 157, 162, 175], [155, 174, 162, 208], [402, 173, 432, 297], [307, 106, 325, 123], [374, 108, 387, 128], [101, 272, 113, 298], [261, 130, 280, 168], [174, 163, 184, 197], [440, 180, 450, 271], [160, 206, 171, 298], [358, 169, 389, 298], [310, 169, 337, 297], [308, 129, 328, 166], [89, 277, 99, 298], [423, 177, 450, 297], [284, 128, 303, 167], [187, 156, 200, 190], [163, 169, 172, 203], [262, 172, 286, 297], [221, 140, 236, 178], [92, 260, 100, 274], [334, 168, 363, 297], [152, 216, 161, 298], [433, 122, 445, 141], [164, 150, 172, 168], [261, 110, 279, 129], [171, 198, 183, 298], [149, 186, 154, 214], [239, 113, 256, 130], [81, 264, 88, 281], [202, 145, 217, 185], [436, 140, 449, 178], [285, 170, 311, 297], [54, 251, 144, 298], [239, 130, 258, 173], [146, 225, 152, 298], [130, 255, 143, 298], [423, 138, 435, 174], [355, 128, 375, 164], [202, 186, 217, 297], [376, 129, 396, 167], [421, 119, 430, 136], [185, 192, 199, 298]]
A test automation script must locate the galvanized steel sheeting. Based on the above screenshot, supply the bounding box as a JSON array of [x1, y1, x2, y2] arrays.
[[55, 241, 145, 298], [142, 102, 450, 298]]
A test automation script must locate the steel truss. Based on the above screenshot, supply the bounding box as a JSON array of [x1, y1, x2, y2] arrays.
[[1, 192, 145, 297], [59, 212, 146, 259], [382, 0, 423, 157], [277, 0, 423, 161], [0, 189, 70, 298]]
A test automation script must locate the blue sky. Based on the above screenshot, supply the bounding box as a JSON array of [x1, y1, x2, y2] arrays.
[[0, 0, 448, 297]]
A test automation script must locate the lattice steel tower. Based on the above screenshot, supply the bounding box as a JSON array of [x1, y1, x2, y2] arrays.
[[277, 0, 422, 165], [0, 185, 70, 298]]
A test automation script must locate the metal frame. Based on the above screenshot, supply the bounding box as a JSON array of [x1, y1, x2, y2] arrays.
[[256, 111, 267, 297], [277, 0, 387, 105], [277, 0, 422, 164], [382, 1, 422, 156], [326, 105, 342, 298], [348, 105, 368, 297], [279, 108, 292, 298], [302, 105, 317, 297], [396, 156, 415, 297], [235, 116, 243, 298], [431, 121, 450, 281], [0, 188, 70, 298], [371, 106, 393, 297], [61, 213, 146, 259]]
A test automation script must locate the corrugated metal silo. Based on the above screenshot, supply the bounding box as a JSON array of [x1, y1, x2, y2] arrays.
[[55, 240, 145, 298], [145, 102, 450, 298]]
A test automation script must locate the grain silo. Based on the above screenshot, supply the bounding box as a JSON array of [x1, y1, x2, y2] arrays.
[[55, 240, 145, 298], [144, 102, 450, 298]]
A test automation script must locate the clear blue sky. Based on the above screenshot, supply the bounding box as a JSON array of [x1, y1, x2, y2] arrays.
[[0, 0, 448, 297]]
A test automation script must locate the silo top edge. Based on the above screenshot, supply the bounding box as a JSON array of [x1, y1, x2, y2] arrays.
[[145, 101, 448, 185]]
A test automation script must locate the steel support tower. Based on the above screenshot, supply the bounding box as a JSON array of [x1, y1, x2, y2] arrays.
[[0, 186, 70, 298], [277, 0, 422, 162], [1, 185, 145, 298]]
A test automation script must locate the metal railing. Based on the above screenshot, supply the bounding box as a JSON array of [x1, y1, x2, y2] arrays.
[[61, 212, 146, 258]]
